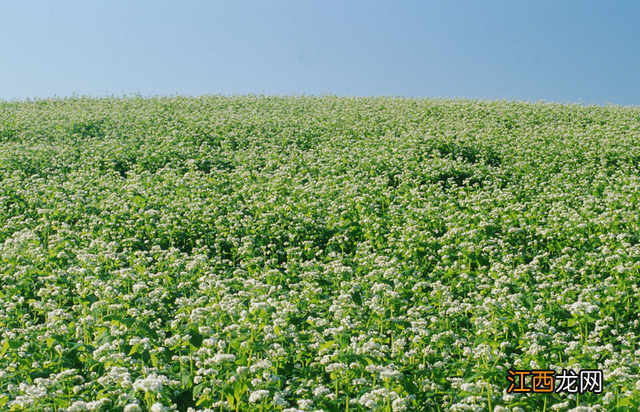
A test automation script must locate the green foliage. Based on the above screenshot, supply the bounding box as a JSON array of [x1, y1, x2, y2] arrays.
[[0, 95, 639, 411]]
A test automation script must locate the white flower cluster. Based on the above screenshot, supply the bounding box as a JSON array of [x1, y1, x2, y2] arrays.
[[132, 373, 169, 393]]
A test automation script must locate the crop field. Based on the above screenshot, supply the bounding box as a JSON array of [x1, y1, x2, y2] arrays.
[[1, 95, 640, 412]]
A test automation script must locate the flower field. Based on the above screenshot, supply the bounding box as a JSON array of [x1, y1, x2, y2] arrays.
[[1, 95, 640, 412]]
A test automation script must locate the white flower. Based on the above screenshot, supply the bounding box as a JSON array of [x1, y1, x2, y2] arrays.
[[271, 392, 289, 407], [602, 391, 615, 405], [566, 406, 599, 412], [297, 399, 314, 410], [150, 403, 167, 412], [249, 389, 270, 403], [359, 392, 377, 408], [132, 373, 168, 393], [551, 402, 569, 411], [67, 401, 88, 412], [380, 369, 402, 380]]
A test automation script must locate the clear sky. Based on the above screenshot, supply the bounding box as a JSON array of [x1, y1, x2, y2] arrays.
[[1, 1, 639, 106]]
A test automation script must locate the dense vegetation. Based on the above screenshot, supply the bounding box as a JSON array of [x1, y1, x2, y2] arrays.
[[1, 95, 640, 412]]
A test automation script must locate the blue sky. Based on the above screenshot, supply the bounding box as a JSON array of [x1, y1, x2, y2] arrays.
[[1, 1, 639, 106]]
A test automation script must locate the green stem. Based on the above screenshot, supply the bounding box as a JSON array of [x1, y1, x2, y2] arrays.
[[179, 347, 184, 388], [385, 379, 391, 412], [345, 375, 350, 412]]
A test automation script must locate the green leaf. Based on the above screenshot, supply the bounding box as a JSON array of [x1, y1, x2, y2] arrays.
[[403, 377, 420, 395], [193, 381, 208, 397], [137, 322, 158, 339], [8, 340, 22, 349], [352, 291, 362, 306], [96, 329, 112, 345], [464, 372, 485, 383], [196, 394, 209, 407], [233, 380, 247, 399], [128, 343, 140, 356], [181, 369, 191, 388], [103, 314, 121, 323], [189, 330, 204, 348], [226, 393, 235, 408], [0, 341, 10, 358], [150, 352, 158, 368]]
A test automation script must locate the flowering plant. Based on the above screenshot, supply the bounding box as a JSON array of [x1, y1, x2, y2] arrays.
[[1, 95, 639, 411]]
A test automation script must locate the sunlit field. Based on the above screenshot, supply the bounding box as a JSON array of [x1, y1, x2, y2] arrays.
[[1, 95, 640, 412]]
